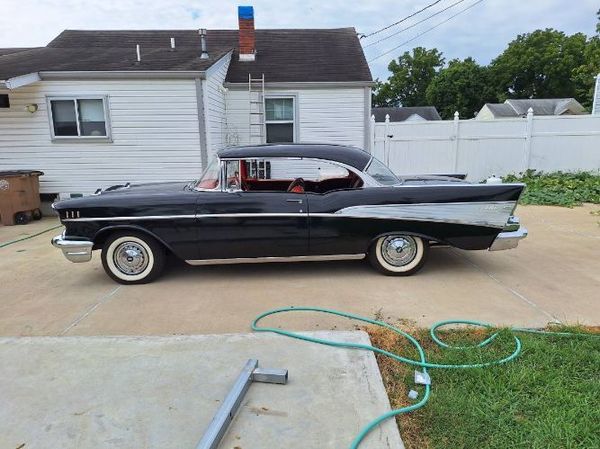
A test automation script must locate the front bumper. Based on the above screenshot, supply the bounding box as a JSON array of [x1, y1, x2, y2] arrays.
[[489, 227, 528, 251], [51, 234, 93, 263]]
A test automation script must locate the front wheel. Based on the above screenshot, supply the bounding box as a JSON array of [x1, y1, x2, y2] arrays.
[[368, 234, 428, 276], [101, 232, 166, 284]]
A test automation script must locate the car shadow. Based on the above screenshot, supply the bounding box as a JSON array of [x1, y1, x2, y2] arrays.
[[161, 247, 462, 282]]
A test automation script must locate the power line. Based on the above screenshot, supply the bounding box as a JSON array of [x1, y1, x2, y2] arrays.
[[364, 0, 467, 48], [368, 0, 485, 63], [361, 0, 443, 39]]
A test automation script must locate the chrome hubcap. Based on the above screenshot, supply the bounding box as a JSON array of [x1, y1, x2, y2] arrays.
[[113, 242, 149, 275], [381, 235, 417, 267]]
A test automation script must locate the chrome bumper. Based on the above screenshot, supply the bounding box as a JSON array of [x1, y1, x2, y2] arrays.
[[489, 227, 528, 251], [51, 234, 93, 263]]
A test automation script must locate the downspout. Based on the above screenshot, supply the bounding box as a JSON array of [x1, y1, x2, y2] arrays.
[[195, 78, 209, 169]]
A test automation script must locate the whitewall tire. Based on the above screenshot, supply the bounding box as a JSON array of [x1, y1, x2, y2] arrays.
[[368, 234, 428, 276], [101, 232, 166, 284]]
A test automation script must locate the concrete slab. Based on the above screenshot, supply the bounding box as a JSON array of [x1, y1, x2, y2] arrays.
[[0, 332, 403, 449], [0, 205, 598, 337]]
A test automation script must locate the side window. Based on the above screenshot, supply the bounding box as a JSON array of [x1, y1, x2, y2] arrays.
[[269, 159, 349, 181], [265, 97, 295, 143], [223, 160, 241, 191], [48, 97, 110, 139]]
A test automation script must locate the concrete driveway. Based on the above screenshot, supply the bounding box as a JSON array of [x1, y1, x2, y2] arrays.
[[1, 204, 598, 336]]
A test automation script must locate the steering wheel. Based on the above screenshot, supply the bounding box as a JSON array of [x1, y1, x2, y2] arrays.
[[287, 178, 305, 193]]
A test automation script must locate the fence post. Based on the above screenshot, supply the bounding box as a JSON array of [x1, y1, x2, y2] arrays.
[[524, 107, 534, 171], [384, 114, 391, 166], [452, 111, 460, 172], [369, 114, 376, 154]]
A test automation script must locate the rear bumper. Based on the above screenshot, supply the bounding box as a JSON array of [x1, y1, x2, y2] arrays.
[[51, 233, 93, 263], [489, 227, 528, 251]]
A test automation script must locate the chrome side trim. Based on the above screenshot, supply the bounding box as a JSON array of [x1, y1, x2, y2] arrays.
[[61, 200, 515, 228], [62, 214, 197, 222], [51, 234, 93, 263], [489, 227, 528, 251], [185, 254, 365, 266], [318, 201, 517, 229]]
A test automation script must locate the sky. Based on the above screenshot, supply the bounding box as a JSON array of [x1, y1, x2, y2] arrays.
[[1, 0, 598, 80]]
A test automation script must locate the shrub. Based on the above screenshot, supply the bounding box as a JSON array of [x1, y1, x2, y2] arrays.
[[503, 170, 600, 207]]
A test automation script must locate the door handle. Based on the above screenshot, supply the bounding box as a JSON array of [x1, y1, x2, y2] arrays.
[[286, 199, 303, 204]]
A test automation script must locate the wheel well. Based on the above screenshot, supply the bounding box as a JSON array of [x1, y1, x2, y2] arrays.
[[367, 231, 441, 253], [93, 226, 173, 254]]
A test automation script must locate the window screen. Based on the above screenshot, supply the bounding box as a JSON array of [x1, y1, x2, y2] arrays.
[[49, 98, 108, 138], [0, 94, 9, 108], [265, 97, 295, 143]]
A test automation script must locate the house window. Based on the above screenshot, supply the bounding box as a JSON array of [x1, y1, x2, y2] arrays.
[[265, 97, 295, 143], [0, 94, 9, 108], [48, 97, 109, 139]]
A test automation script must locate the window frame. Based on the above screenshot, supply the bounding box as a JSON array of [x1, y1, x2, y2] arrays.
[[46, 95, 112, 142], [264, 94, 298, 143]]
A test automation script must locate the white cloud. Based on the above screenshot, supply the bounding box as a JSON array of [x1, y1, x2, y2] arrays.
[[1, 0, 597, 80]]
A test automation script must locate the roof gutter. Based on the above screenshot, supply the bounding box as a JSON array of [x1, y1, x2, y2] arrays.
[[2, 72, 42, 89], [224, 80, 376, 89], [40, 70, 206, 80]]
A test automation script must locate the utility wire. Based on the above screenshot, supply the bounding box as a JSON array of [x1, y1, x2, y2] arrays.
[[361, 0, 443, 39], [368, 0, 485, 63], [364, 0, 467, 48]]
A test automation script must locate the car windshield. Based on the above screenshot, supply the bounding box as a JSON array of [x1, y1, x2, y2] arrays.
[[365, 157, 400, 186], [195, 157, 220, 190]]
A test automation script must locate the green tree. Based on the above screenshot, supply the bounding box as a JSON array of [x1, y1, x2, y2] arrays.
[[425, 58, 497, 119], [490, 29, 588, 100], [372, 47, 444, 107]]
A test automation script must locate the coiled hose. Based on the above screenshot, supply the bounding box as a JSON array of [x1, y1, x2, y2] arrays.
[[252, 306, 598, 449]]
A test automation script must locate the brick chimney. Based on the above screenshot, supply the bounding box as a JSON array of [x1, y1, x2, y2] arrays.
[[238, 5, 256, 61]]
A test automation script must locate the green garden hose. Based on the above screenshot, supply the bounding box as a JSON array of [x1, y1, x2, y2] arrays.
[[252, 306, 598, 449], [0, 224, 62, 249]]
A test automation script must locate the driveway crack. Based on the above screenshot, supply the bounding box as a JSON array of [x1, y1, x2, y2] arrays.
[[59, 286, 122, 335]]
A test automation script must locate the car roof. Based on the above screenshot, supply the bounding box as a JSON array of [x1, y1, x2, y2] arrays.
[[217, 144, 372, 171]]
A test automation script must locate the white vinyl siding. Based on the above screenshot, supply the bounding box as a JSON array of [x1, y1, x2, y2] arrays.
[[225, 87, 367, 148], [204, 53, 232, 154], [0, 79, 202, 194]]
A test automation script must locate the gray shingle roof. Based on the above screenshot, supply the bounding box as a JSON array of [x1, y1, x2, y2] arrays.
[[481, 98, 586, 118], [372, 106, 441, 122], [0, 29, 372, 84], [484, 103, 518, 117], [0, 48, 37, 56], [506, 98, 585, 115]]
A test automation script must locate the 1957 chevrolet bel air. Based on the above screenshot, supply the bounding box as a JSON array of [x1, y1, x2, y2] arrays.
[[51, 144, 527, 284]]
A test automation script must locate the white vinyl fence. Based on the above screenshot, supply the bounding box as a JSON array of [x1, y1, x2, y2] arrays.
[[370, 110, 600, 181]]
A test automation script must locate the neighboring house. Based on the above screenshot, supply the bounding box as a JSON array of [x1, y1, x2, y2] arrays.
[[593, 74, 600, 115], [0, 6, 373, 196], [476, 98, 586, 120], [372, 106, 441, 122]]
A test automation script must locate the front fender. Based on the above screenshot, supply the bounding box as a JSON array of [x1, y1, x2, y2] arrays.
[[92, 225, 176, 255]]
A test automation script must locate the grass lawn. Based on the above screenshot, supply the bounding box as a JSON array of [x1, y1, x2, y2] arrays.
[[368, 325, 600, 449]]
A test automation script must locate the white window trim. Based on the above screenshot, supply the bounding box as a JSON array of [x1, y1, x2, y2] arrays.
[[46, 95, 112, 142], [264, 94, 299, 143]]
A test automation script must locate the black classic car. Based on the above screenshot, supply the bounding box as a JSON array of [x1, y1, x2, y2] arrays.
[[51, 144, 527, 284]]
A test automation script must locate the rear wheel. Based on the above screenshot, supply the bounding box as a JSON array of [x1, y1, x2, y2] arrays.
[[101, 232, 166, 284], [368, 234, 428, 276]]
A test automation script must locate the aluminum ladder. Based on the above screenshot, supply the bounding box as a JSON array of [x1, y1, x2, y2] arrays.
[[248, 73, 265, 144]]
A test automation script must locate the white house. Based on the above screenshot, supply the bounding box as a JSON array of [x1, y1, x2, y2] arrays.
[[593, 74, 600, 115], [0, 6, 373, 196]]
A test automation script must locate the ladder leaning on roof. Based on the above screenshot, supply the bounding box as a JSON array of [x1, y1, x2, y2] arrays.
[[248, 73, 265, 144]]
